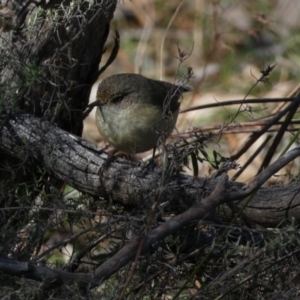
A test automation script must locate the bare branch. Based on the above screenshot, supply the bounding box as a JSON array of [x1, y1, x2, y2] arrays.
[[93, 174, 228, 285], [0, 256, 92, 286], [1, 109, 300, 228]]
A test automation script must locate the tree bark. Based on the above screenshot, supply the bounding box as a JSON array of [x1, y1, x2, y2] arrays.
[[1, 0, 117, 134], [1, 109, 300, 227], [0, 0, 117, 259]]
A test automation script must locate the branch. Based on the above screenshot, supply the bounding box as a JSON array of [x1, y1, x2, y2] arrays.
[[0, 174, 227, 288], [0, 109, 300, 228], [230, 93, 300, 160], [0, 256, 93, 287]]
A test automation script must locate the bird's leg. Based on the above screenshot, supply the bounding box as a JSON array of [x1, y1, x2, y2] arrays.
[[100, 147, 134, 172], [100, 147, 118, 171], [141, 147, 157, 172], [152, 147, 156, 160]]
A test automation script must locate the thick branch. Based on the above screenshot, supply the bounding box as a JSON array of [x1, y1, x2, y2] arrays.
[[0, 110, 300, 226], [1, 0, 117, 134]]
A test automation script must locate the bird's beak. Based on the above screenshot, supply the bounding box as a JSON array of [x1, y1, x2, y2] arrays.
[[87, 100, 103, 108], [83, 100, 104, 120], [87, 100, 103, 109]]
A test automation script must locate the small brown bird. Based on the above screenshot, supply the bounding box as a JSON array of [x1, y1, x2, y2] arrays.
[[90, 73, 189, 155]]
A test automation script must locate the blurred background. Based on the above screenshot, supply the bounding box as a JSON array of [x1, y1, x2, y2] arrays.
[[84, 0, 300, 183]]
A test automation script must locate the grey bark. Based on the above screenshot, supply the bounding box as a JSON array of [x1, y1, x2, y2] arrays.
[[0, 0, 117, 134], [0, 0, 117, 260], [1, 110, 300, 228]]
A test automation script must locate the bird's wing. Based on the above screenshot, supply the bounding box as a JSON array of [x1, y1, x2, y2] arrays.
[[148, 79, 189, 113]]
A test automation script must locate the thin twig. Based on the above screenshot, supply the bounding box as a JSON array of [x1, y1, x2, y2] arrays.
[[230, 94, 300, 160], [180, 97, 294, 114]]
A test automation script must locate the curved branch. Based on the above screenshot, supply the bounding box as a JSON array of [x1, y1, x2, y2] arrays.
[[0, 256, 92, 286], [0, 110, 300, 227]]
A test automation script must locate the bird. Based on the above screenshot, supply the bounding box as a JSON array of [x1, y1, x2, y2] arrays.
[[89, 73, 189, 155]]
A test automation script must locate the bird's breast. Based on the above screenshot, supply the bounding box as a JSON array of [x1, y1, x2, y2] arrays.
[[95, 103, 178, 154]]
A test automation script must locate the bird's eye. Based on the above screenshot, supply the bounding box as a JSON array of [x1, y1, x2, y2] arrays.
[[111, 95, 124, 104]]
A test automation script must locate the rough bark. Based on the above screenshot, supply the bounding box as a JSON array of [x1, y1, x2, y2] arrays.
[[0, 0, 117, 260], [0, 0, 116, 134], [1, 109, 300, 227]]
